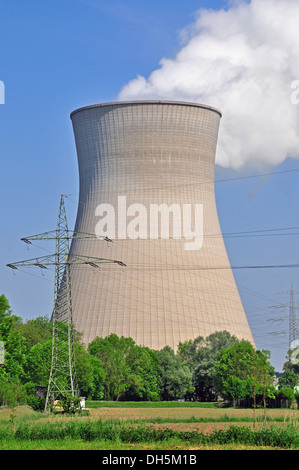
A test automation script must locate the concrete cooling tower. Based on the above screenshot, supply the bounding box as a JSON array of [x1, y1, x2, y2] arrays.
[[69, 100, 254, 350]]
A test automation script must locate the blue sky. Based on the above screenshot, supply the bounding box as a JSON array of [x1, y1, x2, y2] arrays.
[[1, 0, 299, 371]]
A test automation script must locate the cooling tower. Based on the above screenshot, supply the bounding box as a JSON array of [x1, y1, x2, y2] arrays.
[[69, 100, 254, 350]]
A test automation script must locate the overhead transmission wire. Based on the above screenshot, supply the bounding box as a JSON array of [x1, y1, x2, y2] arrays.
[[63, 165, 299, 244], [62, 184, 299, 329], [59, 193, 299, 328], [21, 237, 253, 336], [124, 167, 299, 192], [67, 257, 288, 349], [68, 264, 246, 339], [68, 227, 273, 318], [14, 237, 287, 348], [215, 167, 299, 183], [19, 209, 298, 315], [23, 242, 244, 333], [74, 229, 284, 338], [64, 167, 299, 200], [13, 168, 299, 345], [63, 190, 298, 308]]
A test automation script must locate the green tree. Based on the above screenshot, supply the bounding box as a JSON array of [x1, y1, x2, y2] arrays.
[[23, 321, 106, 400], [214, 341, 274, 405], [278, 369, 298, 389], [282, 347, 299, 375], [88, 355, 106, 400], [74, 341, 105, 399], [0, 294, 14, 341], [88, 334, 161, 401], [121, 345, 161, 401], [0, 295, 27, 382], [25, 340, 52, 385], [0, 379, 27, 407], [15, 316, 52, 349], [157, 346, 194, 400], [0, 296, 107, 404], [89, 334, 137, 400], [178, 331, 239, 401]]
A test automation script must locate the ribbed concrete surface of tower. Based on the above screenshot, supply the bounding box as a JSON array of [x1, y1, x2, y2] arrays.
[[69, 100, 254, 350]]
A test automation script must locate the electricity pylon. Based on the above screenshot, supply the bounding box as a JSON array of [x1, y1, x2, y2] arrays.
[[7, 194, 126, 412], [288, 286, 299, 350], [267, 285, 299, 350]]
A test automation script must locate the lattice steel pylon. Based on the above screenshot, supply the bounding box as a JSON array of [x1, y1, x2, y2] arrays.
[[7, 194, 126, 412], [45, 195, 78, 411], [267, 284, 299, 351], [288, 285, 299, 350]]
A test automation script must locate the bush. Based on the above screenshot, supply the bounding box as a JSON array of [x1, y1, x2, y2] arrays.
[[59, 394, 82, 414], [27, 395, 45, 412]]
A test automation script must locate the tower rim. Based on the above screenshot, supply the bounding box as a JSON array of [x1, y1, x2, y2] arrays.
[[70, 100, 222, 119]]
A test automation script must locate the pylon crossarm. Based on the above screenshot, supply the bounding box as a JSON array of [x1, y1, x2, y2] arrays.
[[21, 230, 112, 243], [7, 254, 126, 269]]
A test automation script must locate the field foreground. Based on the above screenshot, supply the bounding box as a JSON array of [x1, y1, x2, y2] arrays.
[[0, 403, 298, 451]]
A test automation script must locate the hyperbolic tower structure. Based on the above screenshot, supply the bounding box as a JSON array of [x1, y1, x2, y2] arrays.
[[69, 100, 254, 350]]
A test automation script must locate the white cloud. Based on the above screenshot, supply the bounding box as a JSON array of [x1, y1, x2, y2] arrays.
[[118, 0, 299, 170]]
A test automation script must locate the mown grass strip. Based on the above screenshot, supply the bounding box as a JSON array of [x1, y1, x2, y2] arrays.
[[86, 401, 218, 408]]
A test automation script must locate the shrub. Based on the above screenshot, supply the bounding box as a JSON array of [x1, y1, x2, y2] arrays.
[[27, 395, 45, 412], [59, 394, 82, 414]]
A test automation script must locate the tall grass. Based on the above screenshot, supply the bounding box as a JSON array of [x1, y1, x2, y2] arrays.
[[0, 418, 296, 449], [208, 424, 299, 448], [126, 414, 298, 424]]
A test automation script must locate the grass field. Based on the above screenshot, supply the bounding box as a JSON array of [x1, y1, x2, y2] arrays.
[[0, 402, 298, 450]]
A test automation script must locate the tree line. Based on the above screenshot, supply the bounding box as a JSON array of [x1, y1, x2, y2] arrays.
[[0, 294, 298, 408]]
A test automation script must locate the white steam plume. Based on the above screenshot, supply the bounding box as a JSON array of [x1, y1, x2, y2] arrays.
[[118, 0, 299, 170]]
